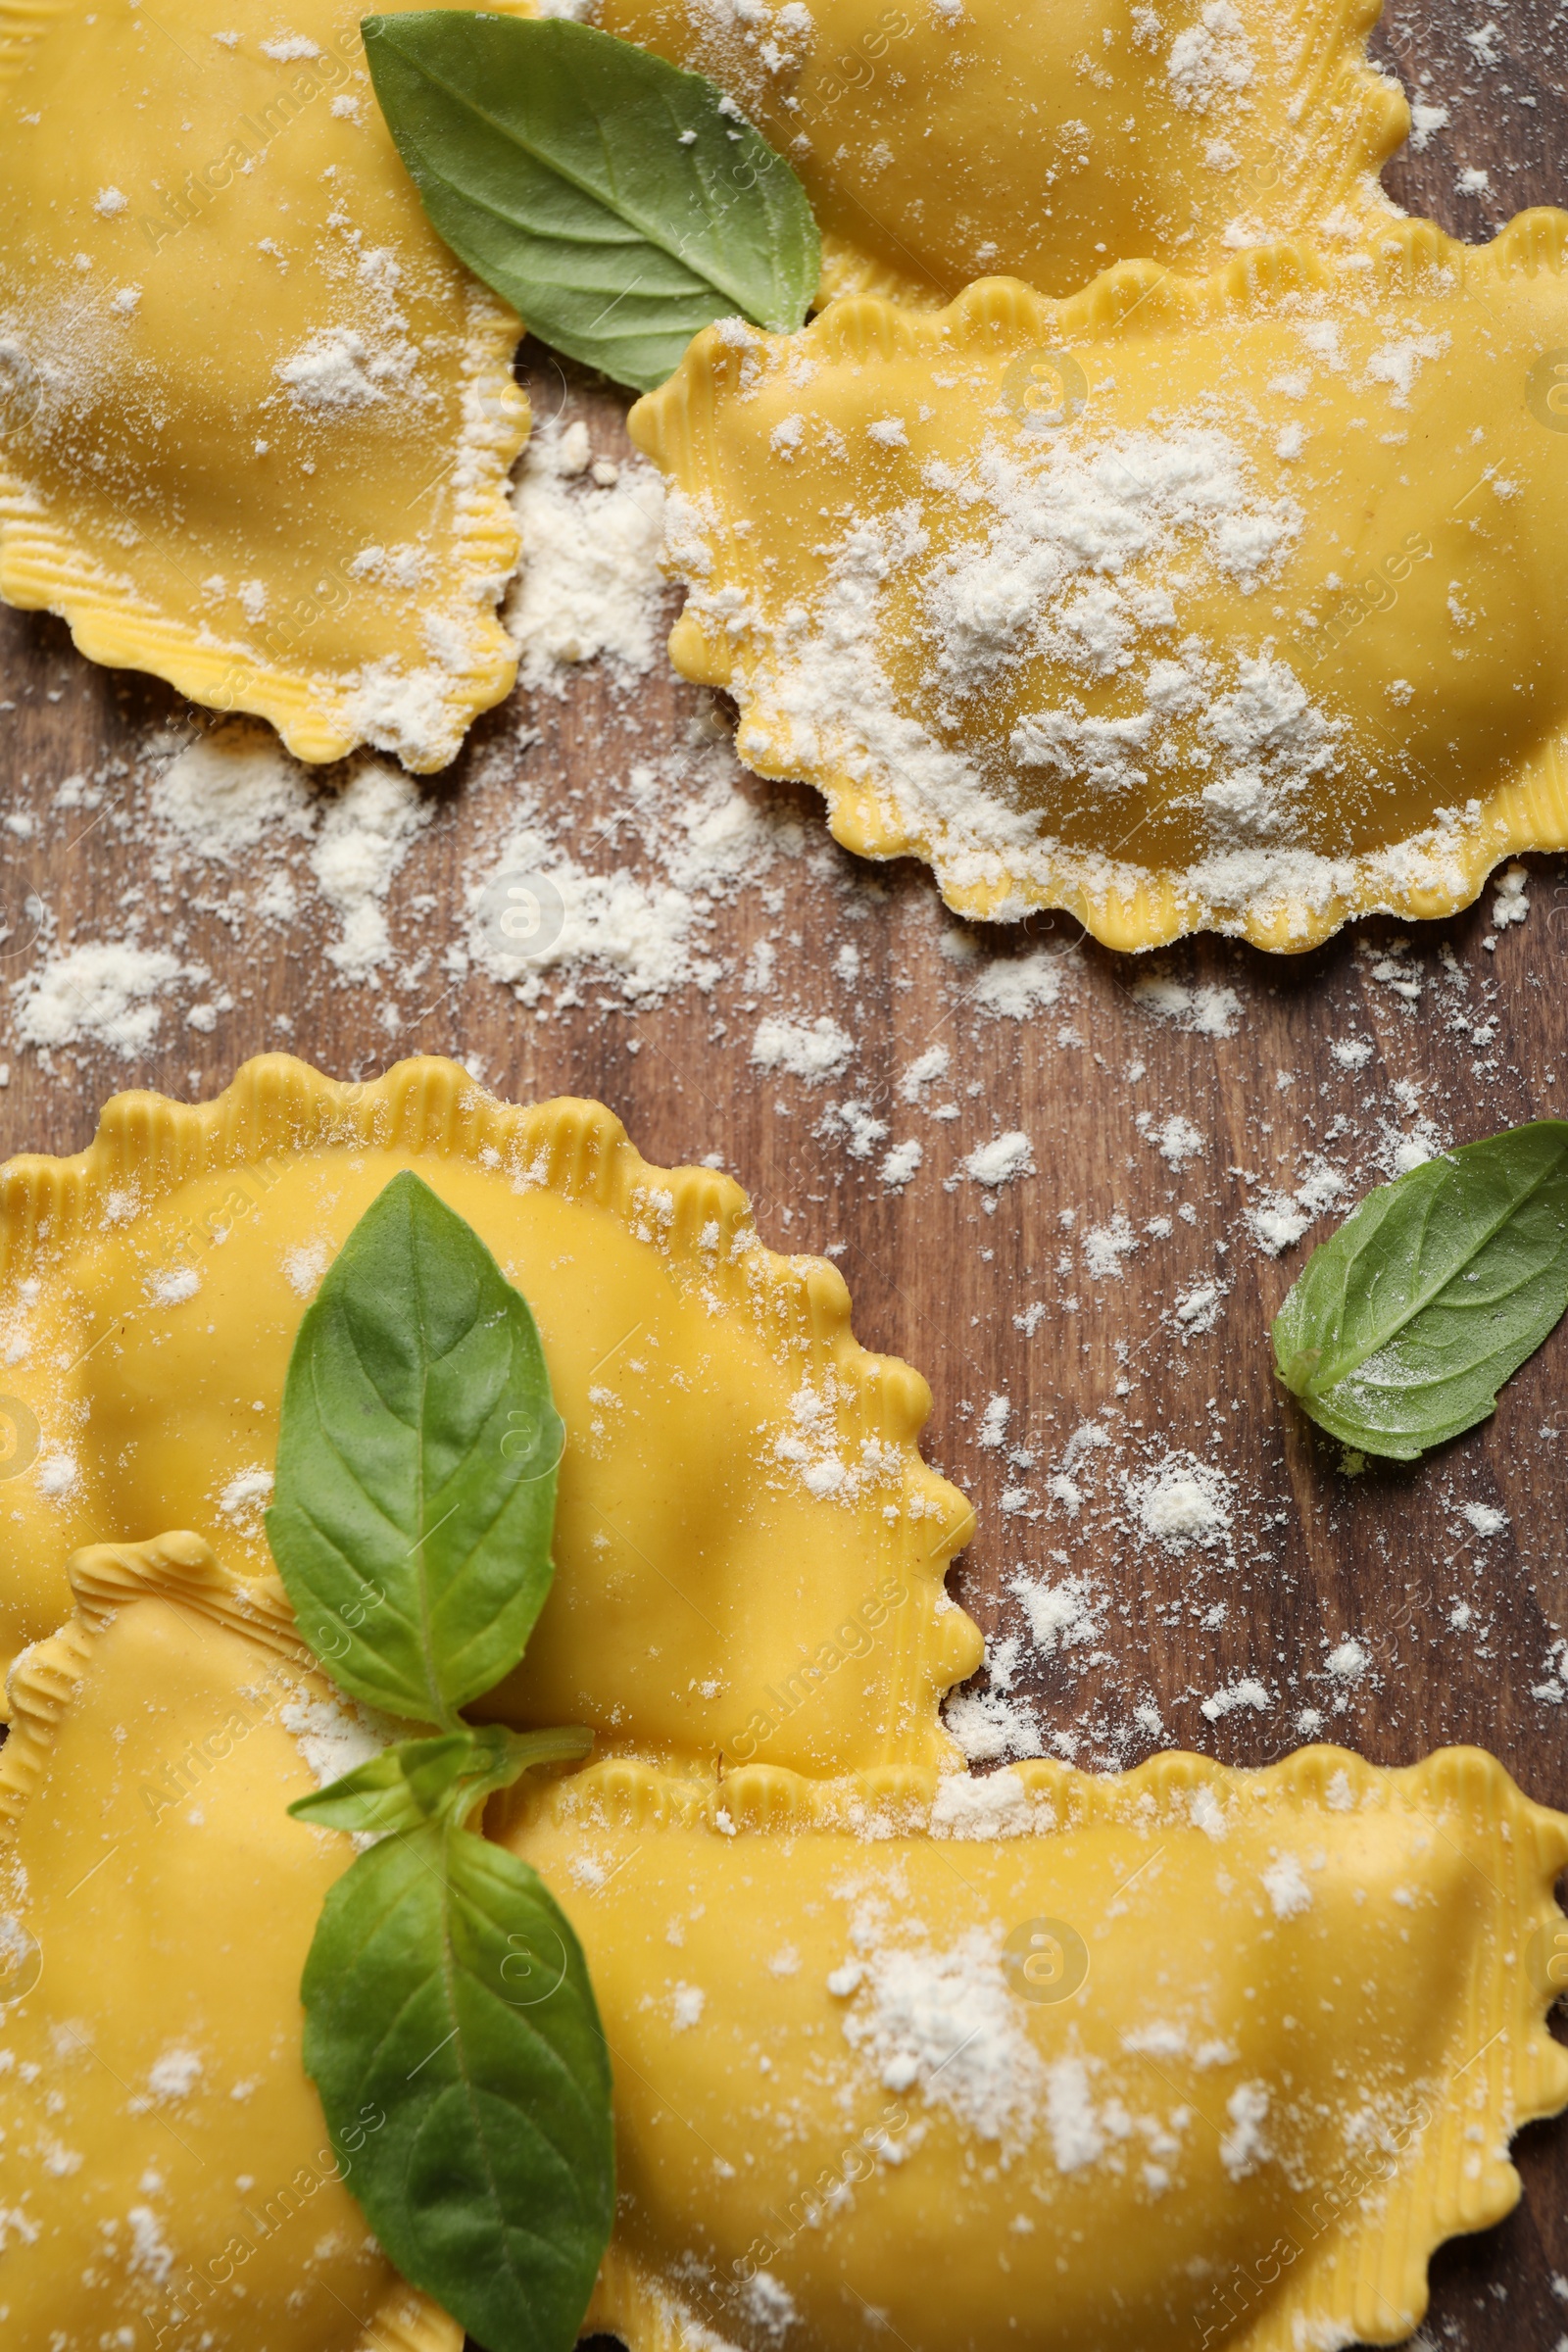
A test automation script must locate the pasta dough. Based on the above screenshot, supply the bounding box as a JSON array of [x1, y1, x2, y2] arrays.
[[0, 0, 529, 769], [0, 1054, 979, 1770], [500, 1748, 1568, 2352], [572, 0, 1408, 306], [0, 1530, 459, 2351], [632, 215, 1568, 951]]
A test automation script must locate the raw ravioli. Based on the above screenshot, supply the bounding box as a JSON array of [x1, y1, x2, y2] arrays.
[[501, 1747, 1568, 2352], [633, 217, 1568, 950], [0, 1055, 979, 1768], [0, 0, 529, 769], [573, 0, 1408, 306], [0, 1530, 460, 2351]]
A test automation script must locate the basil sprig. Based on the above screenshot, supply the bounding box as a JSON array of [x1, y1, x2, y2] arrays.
[[1273, 1120, 1568, 1460], [289, 1722, 592, 1839], [361, 11, 820, 393], [269, 1173, 613, 2352]]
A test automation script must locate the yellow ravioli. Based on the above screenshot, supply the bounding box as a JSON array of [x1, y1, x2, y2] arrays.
[[0, 1054, 979, 1769], [0, 1530, 459, 2351], [632, 215, 1568, 952], [498, 1749, 1568, 2352], [0, 0, 529, 770], [571, 0, 1408, 306]]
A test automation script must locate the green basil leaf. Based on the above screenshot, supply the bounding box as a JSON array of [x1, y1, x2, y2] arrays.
[[290, 1725, 593, 1837], [301, 1821, 614, 2352], [361, 10, 820, 393], [1273, 1120, 1568, 1460], [268, 1170, 564, 1726]]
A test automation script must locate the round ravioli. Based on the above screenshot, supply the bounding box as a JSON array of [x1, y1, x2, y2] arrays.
[[633, 216, 1568, 951], [0, 1531, 459, 2351], [0, 1055, 979, 1772], [499, 1749, 1568, 2352], [0, 0, 530, 769], [567, 0, 1408, 306]]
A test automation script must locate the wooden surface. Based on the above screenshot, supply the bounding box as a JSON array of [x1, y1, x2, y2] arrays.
[[2, 4, 1567, 2344]]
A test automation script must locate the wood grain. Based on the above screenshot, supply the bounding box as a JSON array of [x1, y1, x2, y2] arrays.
[[1, 3, 1566, 2342]]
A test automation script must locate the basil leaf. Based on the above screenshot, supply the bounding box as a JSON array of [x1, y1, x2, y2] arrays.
[[268, 1170, 564, 1726], [1273, 1120, 1568, 1460], [361, 11, 820, 393], [290, 1725, 593, 1837], [301, 1821, 614, 2352]]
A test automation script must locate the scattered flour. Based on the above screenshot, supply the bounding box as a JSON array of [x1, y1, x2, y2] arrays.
[[1408, 99, 1449, 151], [930, 1765, 1040, 1837], [507, 417, 669, 692], [1134, 1459, 1231, 1548], [466, 742, 796, 1009], [838, 1924, 1043, 2148], [125, 2205, 178, 2285], [738, 2273, 799, 2347], [879, 1137, 924, 1189], [145, 1264, 199, 1308], [1201, 1676, 1273, 1722], [1139, 1110, 1204, 1169], [1083, 1215, 1140, 1278], [276, 325, 408, 411], [970, 946, 1076, 1020], [151, 724, 314, 855], [1260, 1853, 1311, 1919], [944, 1689, 1045, 1764], [1218, 2081, 1271, 2180], [310, 761, 433, 981], [670, 1984, 707, 2031], [1247, 1157, 1347, 1254], [1324, 1638, 1369, 1684], [1044, 2055, 1106, 2174], [146, 2048, 203, 2102], [278, 1686, 397, 1792], [963, 1131, 1035, 1187], [12, 944, 186, 1057], [216, 1466, 274, 1537], [1009, 1567, 1099, 1655], [1166, 0, 1254, 111], [752, 1014, 855, 1082], [1130, 974, 1242, 1037]]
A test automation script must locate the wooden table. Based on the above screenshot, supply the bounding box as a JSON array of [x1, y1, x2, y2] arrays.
[[1, 4, 1565, 2343]]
